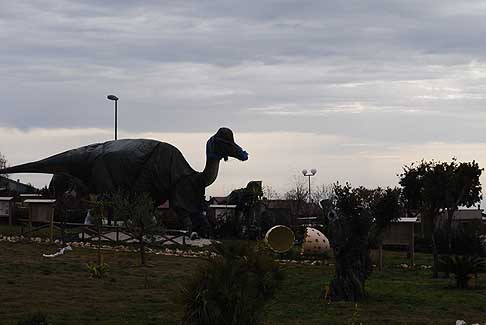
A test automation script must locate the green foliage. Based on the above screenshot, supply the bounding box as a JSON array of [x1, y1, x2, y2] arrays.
[[399, 159, 483, 220], [85, 262, 110, 279], [181, 242, 284, 325], [112, 191, 161, 235], [331, 183, 401, 245], [86, 194, 108, 225], [112, 191, 163, 265], [399, 159, 483, 277], [85, 194, 110, 265], [17, 312, 49, 325], [439, 255, 486, 289]]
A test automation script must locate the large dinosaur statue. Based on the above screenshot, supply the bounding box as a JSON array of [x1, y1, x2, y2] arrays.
[[0, 127, 248, 229]]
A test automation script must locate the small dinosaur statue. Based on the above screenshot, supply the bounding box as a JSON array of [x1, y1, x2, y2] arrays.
[[0, 127, 248, 229]]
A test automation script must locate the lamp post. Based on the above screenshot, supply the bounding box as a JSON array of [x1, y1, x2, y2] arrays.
[[302, 168, 317, 202], [107, 94, 119, 140]]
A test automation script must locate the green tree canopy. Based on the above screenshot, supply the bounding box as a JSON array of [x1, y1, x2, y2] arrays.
[[398, 158, 483, 277]]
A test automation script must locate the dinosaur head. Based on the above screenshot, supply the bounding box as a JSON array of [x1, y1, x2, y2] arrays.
[[206, 127, 248, 162]]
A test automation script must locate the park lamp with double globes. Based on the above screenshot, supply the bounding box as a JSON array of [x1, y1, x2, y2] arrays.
[[107, 94, 119, 140], [302, 168, 317, 202]]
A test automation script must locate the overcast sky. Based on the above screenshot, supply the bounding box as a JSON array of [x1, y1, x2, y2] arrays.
[[2, 1, 486, 204]]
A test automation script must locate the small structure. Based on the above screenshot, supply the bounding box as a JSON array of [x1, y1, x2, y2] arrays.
[[382, 217, 418, 266], [0, 197, 14, 225], [22, 199, 56, 241], [209, 204, 237, 223]]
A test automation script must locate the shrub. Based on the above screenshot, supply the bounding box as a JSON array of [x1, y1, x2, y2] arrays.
[[181, 242, 284, 325], [85, 262, 110, 279], [439, 255, 486, 289]]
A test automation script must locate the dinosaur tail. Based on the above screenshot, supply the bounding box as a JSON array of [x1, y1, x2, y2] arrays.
[[0, 161, 61, 175], [0, 152, 72, 175]]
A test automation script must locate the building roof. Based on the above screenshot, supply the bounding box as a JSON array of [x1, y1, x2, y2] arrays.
[[24, 199, 56, 204], [208, 196, 228, 205], [396, 217, 418, 223], [209, 204, 237, 209], [439, 209, 484, 221], [453, 209, 483, 220], [263, 199, 322, 216]]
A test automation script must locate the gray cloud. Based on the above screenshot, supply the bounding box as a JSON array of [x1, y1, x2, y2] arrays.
[[1, 0, 486, 147]]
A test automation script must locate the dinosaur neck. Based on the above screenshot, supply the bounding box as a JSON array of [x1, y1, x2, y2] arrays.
[[200, 157, 220, 187]]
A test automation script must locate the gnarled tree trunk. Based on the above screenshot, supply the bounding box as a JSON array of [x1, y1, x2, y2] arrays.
[[327, 208, 373, 301]]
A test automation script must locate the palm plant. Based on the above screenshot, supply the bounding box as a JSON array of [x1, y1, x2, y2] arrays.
[[439, 255, 486, 289], [181, 242, 284, 325]]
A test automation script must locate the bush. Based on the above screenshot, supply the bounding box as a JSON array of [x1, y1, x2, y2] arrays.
[[181, 242, 284, 325], [85, 262, 110, 279], [439, 255, 486, 289]]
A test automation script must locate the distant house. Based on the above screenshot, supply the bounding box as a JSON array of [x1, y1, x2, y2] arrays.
[[0, 176, 36, 194], [258, 199, 323, 231], [208, 196, 228, 205], [415, 208, 486, 238], [437, 208, 486, 233], [206, 193, 324, 237]]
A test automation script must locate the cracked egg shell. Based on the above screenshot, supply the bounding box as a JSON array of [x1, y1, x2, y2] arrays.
[[265, 225, 295, 253], [301, 227, 331, 255]]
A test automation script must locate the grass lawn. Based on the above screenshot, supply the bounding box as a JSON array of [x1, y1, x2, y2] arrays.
[[1, 232, 486, 324]]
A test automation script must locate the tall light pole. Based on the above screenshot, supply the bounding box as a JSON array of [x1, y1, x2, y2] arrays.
[[302, 168, 317, 202], [107, 94, 119, 140]]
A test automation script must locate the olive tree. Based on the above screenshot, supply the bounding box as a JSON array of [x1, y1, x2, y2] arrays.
[[326, 183, 401, 301]]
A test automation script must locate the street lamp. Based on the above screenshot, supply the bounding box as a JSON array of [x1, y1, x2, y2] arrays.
[[107, 94, 119, 140], [302, 168, 317, 202]]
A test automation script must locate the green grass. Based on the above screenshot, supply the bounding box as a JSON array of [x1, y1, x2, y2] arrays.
[[1, 235, 486, 324], [0, 241, 196, 324]]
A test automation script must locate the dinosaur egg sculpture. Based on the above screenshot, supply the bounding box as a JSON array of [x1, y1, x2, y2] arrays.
[[265, 225, 295, 253], [301, 227, 331, 255]]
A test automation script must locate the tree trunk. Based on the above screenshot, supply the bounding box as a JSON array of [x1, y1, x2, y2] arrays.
[[140, 234, 145, 265], [431, 231, 439, 279], [138, 223, 145, 265], [97, 222, 103, 265], [327, 209, 373, 301], [330, 248, 372, 301], [445, 209, 455, 255]]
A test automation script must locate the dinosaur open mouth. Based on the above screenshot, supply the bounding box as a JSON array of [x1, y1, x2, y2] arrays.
[[235, 144, 248, 161], [206, 131, 249, 161]]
